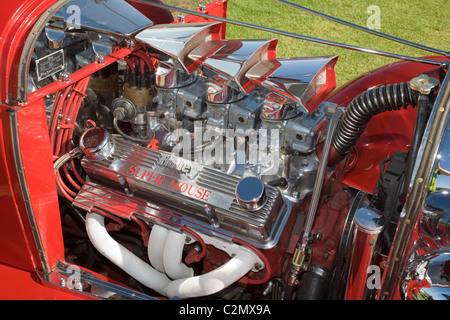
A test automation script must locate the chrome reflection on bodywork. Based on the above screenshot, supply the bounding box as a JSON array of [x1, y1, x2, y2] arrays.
[[402, 249, 450, 300], [421, 191, 450, 247]]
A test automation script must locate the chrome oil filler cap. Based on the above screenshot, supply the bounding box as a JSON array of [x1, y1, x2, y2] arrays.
[[79, 126, 115, 161], [235, 177, 268, 211]]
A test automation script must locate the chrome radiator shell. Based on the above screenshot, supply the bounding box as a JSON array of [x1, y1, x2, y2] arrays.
[[75, 136, 292, 249]]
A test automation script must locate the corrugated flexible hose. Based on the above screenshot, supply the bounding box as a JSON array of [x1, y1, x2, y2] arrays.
[[332, 82, 419, 158]]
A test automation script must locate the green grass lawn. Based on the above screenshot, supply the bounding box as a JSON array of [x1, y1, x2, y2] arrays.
[[162, 0, 449, 88]]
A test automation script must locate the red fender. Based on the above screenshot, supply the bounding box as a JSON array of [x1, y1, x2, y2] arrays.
[[327, 56, 449, 192]]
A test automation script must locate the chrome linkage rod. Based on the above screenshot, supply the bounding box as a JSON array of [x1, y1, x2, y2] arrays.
[[276, 0, 450, 58], [136, 0, 445, 67]]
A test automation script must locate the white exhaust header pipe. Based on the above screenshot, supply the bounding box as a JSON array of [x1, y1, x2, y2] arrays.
[[86, 213, 262, 299]]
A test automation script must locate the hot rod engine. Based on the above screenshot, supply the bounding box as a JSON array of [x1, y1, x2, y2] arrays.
[[16, 0, 449, 300]]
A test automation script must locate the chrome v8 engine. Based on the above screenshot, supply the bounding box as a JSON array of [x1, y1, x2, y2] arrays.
[[39, 0, 351, 300], [71, 20, 338, 253]]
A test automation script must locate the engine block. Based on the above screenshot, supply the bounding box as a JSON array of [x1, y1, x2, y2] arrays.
[[74, 135, 292, 249]]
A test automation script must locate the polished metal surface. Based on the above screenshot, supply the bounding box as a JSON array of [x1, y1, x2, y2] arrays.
[[421, 191, 450, 248], [410, 74, 440, 95], [54, 0, 153, 40], [380, 71, 450, 299], [136, 0, 444, 67], [260, 93, 300, 120], [301, 107, 344, 245], [235, 177, 268, 211], [79, 127, 115, 161], [398, 74, 450, 300], [44, 21, 65, 50], [345, 206, 385, 300], [54, 262, 160, 300], [402, 249, 450, 300], [191, 39, 278, 94], [250, 56, 338, 115], [206, 79, 230, 103], [136, 22, 222, 73], [76, 135, 292, 248], [111, 97, 137, 121], [354, 207, 385, 234], [155, 60, 197, 88]]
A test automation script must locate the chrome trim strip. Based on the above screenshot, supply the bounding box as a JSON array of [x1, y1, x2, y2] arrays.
[[9, 110, 50, 275], [51, 262, 161, 300], [379, 72, 450, 299], [276, 0, 449, 58]]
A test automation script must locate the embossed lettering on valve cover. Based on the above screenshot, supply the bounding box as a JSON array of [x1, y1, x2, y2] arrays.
[[104, 143, 233, 208], [81, 137, 237, 208], [156, 153, 201, 179], [125, 164, 213, 202]]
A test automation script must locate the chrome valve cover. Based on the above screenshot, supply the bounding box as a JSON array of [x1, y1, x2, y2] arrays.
[[75, 136, 292, 249]]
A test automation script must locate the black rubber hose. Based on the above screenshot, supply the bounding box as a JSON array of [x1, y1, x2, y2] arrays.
[[332, 82, 419, 157], [402, 94, 429, 194], [296, 265, 331, 300]]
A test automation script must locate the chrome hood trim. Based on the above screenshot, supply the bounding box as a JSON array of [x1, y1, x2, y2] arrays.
[[54, 0, 153, 38]]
